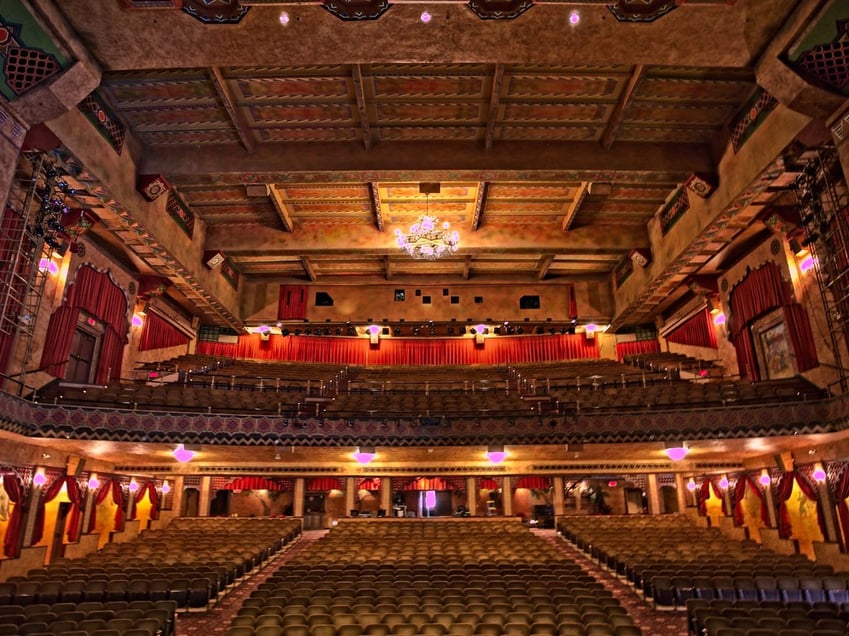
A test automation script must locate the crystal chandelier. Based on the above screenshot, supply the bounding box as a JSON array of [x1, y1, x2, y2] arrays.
[[394, 190, 459, 260]]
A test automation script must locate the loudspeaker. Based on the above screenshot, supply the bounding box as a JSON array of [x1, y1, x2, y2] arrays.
[[203, 250, 225, 269]]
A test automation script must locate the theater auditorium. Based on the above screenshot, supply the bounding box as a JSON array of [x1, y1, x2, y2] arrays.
[[0, 0, 848, 635]]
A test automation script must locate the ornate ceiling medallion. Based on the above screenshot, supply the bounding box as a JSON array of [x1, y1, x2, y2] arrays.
[[466, 0, 533, 20], [182, 0, 251, 24], [607, 0, 677, 23], [321, 0, 391, 21]]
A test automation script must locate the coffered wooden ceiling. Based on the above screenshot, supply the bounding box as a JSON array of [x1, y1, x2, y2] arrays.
[[49, 0, 800, 323]]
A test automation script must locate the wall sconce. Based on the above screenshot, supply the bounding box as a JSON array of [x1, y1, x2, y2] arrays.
[[353, 446, 376, 464], [799, 255, 816, 273], [813, 466, 827, 482], [88, 476, 100, 490], [686, 478, 697, 492], [664, 441, 689, 461], [128, 479, 139, 493], [759, 473, 771, 487], [719, 476, 729, 489], [33, 470, 47, 487], [173, 444, 197, 463], [367, 325, 380, 345], [485, 444, 507, 464], [161, 481, 171, 494], [131, 313, 145, 328]]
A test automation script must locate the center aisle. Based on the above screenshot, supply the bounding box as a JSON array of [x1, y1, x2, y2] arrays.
[[178, 529, 328, 636], [533, 528, 689, 636]]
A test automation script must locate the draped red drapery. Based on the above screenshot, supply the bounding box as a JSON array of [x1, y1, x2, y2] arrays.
[[130, 482, 160, 521], [2, 474, 24, 558], [138, 312, 190, 352], [197, 333, 599, 365], [88, 479, 125, 534], [732, 474, 770, 528], [358, 478, 381, 491], [698, 478, 727, 516], [225, 476, 290, 491], [727, 262, 818, 380], [615, 339, 660, 362], [834, 466, 849, 550], [32, 476, 82, 545], [515, 476, 552, 489], [776, 471, 824, 540], [479, 478, 499, 490], [39, 265, 129, 382], [666, 309, 718, 349], [278, 285, 308, 320], [307, 477, 343, 491], [399, 477, 464, 491]]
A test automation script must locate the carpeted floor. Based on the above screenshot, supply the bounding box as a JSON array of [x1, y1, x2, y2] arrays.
[[177, 527, 688, 636], [534, 528, 689, 636]]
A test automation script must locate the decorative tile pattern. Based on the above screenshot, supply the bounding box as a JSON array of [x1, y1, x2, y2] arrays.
[[466, 0, 534, 21], [607, 0, 677, 23], [77, 92, 126, 154], [0, 5, 68, 100], [182, 0, 251, 24], [728, 87, 778, 153], [322, 0, 391, 21]]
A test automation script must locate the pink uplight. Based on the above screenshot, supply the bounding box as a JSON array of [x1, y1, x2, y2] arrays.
[[88, 477, 99, 490], [813, 468, 827, 482], [128, 480, 139, 492], [759, 474, 771, 487], [719, 477, 729, 489], [420, 10, 431, 23], [713, 312, 726, 325], [33, 472, 47, 486], [665, 446, 689, 461], [800, 255, 815, 272], [131, 314, 144, 328], [353, 447, 376, 464], [161, 481, 171, 494], [686, 480, 697, 492], [486, 451, 507, 464], [173, 444, 196, 463], [568, 10, 580, 25], [367, 325, 381, 336]]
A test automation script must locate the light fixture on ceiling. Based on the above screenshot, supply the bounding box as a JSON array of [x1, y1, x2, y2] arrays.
[[173, 443, 197, 463], [395, 183, 459, 261], [486, 444, 507, 464], [664, 441, 689, 461], [353, 446, 376, 464]]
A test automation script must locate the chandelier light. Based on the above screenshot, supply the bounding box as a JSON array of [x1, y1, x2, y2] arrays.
[[395, 187, 459, 260]]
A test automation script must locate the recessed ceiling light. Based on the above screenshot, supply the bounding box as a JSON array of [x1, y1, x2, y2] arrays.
[[279, 11, 290, 25], [420, 10, 432, 23], [569, 10, 580, 26]]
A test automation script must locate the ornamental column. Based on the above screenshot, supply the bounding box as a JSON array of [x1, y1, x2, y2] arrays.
[[466, 477, 477, 516], [293, 478, 305, 518]]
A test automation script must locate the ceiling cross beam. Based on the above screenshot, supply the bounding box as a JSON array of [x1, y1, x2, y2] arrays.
[[268, 184, 295, 232], [484, 64, 505, 151], [369, 181, 384, 231], [301, 256, 317, 282], [562, 181, 589, 232], [601, 64, 646, 151], [352, 64, 373, 151], [538, 254, 554, 281], [471, 181, 488, 231], [208, 66, 256, 153]]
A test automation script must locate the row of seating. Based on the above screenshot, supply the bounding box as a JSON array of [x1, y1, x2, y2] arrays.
[[685, 598, 849, 636], [0, 599, 176, 636]]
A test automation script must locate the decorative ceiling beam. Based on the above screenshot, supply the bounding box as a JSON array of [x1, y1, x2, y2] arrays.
[[369, 181, 384, 231], [208, 66, 256, 153], [484, 64, 505, 151], [301, 256, 317, 281], [471, 181, 488, 231], [538, 254, 554, 281], [463, 255, 472, 280], [562, 181, 589, 231], [268, 184, 295, 232], [145, 140, 713, 177], [384, 255, 392, 281], [352, 64, 373, 151], [601, 64, 646, 151]]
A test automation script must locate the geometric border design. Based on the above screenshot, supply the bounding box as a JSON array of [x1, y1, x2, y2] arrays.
[[77, 92, 126, 154], [607, 0, 677, 23], [466, 0, 534, 21], [728, 87, 778, 153], [322, 0, 391, 21], [182, 1, 251, 24]]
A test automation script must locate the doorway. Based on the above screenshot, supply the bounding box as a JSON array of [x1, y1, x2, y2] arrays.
[[65, 328, 98, 384]]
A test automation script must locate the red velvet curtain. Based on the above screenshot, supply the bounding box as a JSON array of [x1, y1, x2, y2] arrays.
[[732, 474, 770, 528], [698, 478, 727, 516], [776, 471, 824, 540], [727, 261, 818, 380], [835, 466, 849, 550], [515, 476, 552, 489], [615, 339, 660, 362], [87, 479, 125, 534], [225, 476, 289, 491], [32, 476, 82, 545], [278, 285, 308, 320], [39, 265, 129, 382], [196, 333, 600, 365], [783, 303, 819, 373], [307, 477, 343, 491], [138, 313, 190, 352], [130, 482, 160, 521], [666, 309, 718, 349], [2, 474, 24, 558]]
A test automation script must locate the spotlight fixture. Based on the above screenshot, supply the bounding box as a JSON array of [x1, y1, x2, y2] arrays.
[[173, 443, 197, 463], [353, 446, 376, 464], [485, 444, 507, 464], [664, 441, 689, 461]]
